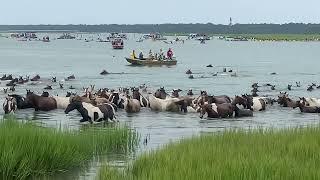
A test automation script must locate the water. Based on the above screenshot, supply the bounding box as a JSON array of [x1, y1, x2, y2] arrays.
[[1, 33, 320, 179]]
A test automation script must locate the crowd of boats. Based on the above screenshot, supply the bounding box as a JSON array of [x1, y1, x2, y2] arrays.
[[6, 31, 216, 66]]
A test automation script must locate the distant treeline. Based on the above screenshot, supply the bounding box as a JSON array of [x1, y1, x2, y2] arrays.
[[2, 23, 320, 34]]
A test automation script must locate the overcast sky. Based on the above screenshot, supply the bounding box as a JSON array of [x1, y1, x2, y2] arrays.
[[1, 0, 319, 24]]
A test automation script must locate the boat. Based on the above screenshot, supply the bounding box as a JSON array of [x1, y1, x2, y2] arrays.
[[57, 33, 76, 39], [96, 37, 110, 42], [42, 36, 50, 42], [151, 33, 167, 41], [125, 57, 177, 66], [108, 32, 127, 40], [112, 39, 124, 49]]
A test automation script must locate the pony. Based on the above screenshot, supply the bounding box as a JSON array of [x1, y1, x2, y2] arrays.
[[296, 100, 320, 113], [231, 96, 248, 109], [0, 74, 13, 81], [66, 75, 75, 81], [108, 92, 125, 108], [187, 89, 194, 96], [199, 103, 234, 119], [124, 95, 141, 113], [70, 95, 95, 104], [25, 91, 57, 111], [30, 75, 40, 81], [242, 94, 266, 111], [3, 96, 17, 114], [44, 85, 52, 90], [299, 97, 320, 107], [154, 87, 167, 99], [132, 88, 149, 107], [277, 95, 298, 108], [171, 89, 182, 98], [41, 91, 50, 97], [148, 94, 187, 112], [6, 78, 18, 86], [234, 106, 253, 117], [7, 94, 33, 109], [65, 101, 116, 123]]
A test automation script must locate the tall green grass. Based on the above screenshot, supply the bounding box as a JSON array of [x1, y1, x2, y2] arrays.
[[0, 117, 138, 180], [99, 126, 320, 180]]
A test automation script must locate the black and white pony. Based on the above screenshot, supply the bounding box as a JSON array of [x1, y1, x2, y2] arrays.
[[65, 101, 117, 123], [108, 92, 125, 109], [3, 96, 17, 114]]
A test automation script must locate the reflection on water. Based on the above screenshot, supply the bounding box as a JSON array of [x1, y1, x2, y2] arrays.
[[1, 34, 320, 179]]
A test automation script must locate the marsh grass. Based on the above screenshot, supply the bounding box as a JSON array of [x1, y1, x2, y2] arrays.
[[0, 116, 138, 180], [223, 34, 320, 41], [99, 126, 320, 180]]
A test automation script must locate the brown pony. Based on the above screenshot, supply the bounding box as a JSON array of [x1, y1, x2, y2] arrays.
[[26, 91, 57, 111], [199, 103, 234, 118]]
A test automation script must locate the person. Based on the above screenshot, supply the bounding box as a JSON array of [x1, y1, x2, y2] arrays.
[[131, 50, 137, 59], [139, 52, 144, 60], [159, 49, 164, 60], [167, 48, 173, 60], [149, 49, 153, 59]]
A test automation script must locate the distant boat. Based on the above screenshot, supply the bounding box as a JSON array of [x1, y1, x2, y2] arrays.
[[42, 36, 50, 42], [96, 37, 110, 42], [125, 57, 177, 66], [112, 39, 124, 49], [57, 33, 76, 39], [136, 38, 143, 42]]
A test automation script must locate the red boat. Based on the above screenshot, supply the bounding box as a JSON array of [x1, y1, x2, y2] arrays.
[[111, 39, 124, 49]]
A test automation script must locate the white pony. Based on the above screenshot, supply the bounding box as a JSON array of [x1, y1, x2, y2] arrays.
[[148, 94, 186, 112]]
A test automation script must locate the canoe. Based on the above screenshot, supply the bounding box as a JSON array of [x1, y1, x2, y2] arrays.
[[125, 58, 177, 66]]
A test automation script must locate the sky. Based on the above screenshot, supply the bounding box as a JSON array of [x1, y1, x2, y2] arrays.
[[0, 0, 319, 25]]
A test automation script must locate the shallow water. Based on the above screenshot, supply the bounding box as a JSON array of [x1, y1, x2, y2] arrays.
[[1, 33, 320, 179]]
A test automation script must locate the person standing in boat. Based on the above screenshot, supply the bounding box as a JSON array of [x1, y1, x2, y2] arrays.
[[131, 50, 137, 59], [167, 48, 173, 60]]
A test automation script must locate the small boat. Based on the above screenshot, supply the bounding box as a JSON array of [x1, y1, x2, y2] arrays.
[[42, 36, 50, 42], [112, 39, 124, 49], [96, 38, 110, 42], [57, 33, 76, 39], [125, 57, 177, 66]]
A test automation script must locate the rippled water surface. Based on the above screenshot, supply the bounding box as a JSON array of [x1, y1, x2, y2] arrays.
[[1, 33, 320, 179]]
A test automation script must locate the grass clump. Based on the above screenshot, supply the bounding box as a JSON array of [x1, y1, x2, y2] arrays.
[[0, 117, 137, 179], [99, 126, 320, 180]]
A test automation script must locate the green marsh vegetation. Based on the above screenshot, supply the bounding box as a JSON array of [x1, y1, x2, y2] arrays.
[[221, 34, 320, 41], [0, 116, 138, 179], [99, 126, 320, 180]]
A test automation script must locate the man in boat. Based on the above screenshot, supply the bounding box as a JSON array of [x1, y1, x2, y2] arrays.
[[167, 48, 173, 60], [159, 49, 164, 60], [139, 52, 144, 60], [149, 50, 153, 59], [131, 50, 137, 59]]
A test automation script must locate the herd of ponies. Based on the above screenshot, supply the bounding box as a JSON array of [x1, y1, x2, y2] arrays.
[[1, 74, 320, 124]]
